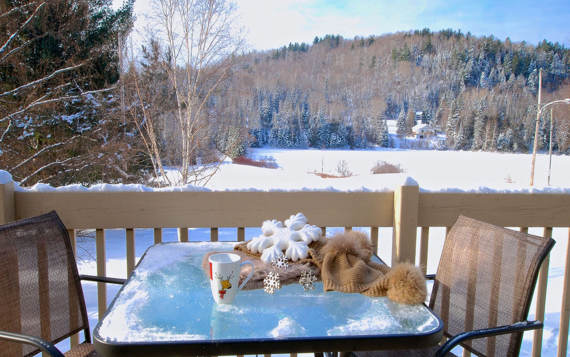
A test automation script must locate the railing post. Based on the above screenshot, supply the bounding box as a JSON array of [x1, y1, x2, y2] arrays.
[[0, 176, 16, 224], [532, 227, 552, 357], [126, 228, 135, 275], [558, 228, 570, 357], [96, 229, 107, 318], [392, 180, 419, 264], [178, 227, 189, 242]]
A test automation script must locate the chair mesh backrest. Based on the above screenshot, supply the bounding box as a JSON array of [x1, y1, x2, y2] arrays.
[[0, 211, 89, 357], [429, 215, 555, 357]]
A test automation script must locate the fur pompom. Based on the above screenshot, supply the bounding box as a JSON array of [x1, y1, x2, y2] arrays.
[[317, 231, 426, 304], [385, 263, 427, 305], [320, 231, 373, 261]]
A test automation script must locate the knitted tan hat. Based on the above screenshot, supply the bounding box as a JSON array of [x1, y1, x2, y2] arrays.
[[317, 231, 427, 305]]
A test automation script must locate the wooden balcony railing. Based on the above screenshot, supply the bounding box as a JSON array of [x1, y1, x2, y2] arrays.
[[1, 180, 569, 357]]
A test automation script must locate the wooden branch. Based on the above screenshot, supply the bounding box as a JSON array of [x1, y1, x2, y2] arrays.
[[0, 3, 37, 19], [0, 62, 85, 98], [10, 134, 82, 172], [0, 34, 48, 64], [0, 86, 113, 123], [0, 2, 46, 56], [19, 156, 76, 185], [31, 160, 94, 185], [0, 119, 13, 142]]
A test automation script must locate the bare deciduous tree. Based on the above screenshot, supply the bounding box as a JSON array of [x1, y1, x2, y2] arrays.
[[150, 0, 245, 185]]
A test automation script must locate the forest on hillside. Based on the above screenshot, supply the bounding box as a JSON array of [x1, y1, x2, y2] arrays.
[[1, 0, 569, 186], [213, 30, 569, 154]]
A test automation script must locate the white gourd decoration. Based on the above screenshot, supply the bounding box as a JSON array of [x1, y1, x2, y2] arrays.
[[246, 213, 323, 263]]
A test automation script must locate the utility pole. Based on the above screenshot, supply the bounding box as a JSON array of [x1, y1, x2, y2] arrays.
[[548, 108, 553, 186], [529, 67, 569, 186], [529, 68, 542, 186]]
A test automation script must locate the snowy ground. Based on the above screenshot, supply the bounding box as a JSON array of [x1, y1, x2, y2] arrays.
[[210, 147, 570, 192], [33, 147, 569, 356]]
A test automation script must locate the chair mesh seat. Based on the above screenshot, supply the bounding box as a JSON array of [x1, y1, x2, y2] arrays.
[[0, 212, 91, 357], [430, 216, 554, 356], [64, 343, 98, 357], [352, 215, 554, 357]]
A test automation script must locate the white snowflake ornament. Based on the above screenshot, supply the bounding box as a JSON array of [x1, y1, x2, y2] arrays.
[[271, 254, 289, 270], [263, 271, 281, 294], [299, 270, 317, 291], [247, 213, 323, 263]]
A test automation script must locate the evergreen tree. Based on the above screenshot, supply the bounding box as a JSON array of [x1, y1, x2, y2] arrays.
[[471, 99, 488, 150], [526, 68, 539, 95], [269, 113, 292, 147], [550, 53, 565, 77], [446, 100, 459, 148], [328, 122, 348, 147], [396, 109, 407, 136], [259, 103, 273, 145], [455, 122, 467, 150], [462, 57, 477, 86], [496, 129, 513, 151], [310, 111, 328, 148], [378, 119, 391, 147], [406, 110, 416, 135]]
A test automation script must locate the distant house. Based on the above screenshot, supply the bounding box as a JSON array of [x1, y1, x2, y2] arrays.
[[415, 111, 429, 124], [412, 123, 436, 139]]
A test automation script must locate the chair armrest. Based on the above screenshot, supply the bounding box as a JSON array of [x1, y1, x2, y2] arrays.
[[79, 274, 126, 285], [435, 320, 543, 357], [0, 330, 65, 357]]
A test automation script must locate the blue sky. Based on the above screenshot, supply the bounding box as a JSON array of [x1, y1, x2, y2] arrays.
[[120, 0, 569, 50]]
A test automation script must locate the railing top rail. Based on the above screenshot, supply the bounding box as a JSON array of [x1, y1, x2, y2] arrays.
[[419, 192, 570, 227], [8, 189, 570, 229], [13, 191, 395, 229]]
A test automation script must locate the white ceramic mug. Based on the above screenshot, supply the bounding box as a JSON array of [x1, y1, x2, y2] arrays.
[[208, 253, 254, 304]]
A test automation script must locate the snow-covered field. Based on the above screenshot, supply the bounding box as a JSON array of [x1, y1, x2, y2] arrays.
[[33, 147, 569, 356], [210, 147, 570, 192]]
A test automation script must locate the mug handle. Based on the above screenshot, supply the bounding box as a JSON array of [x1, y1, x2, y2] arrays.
[[238, 260, 254, 290]]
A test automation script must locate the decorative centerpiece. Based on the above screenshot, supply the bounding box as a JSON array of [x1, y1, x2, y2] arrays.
[[246, 213, 324, 263], [204, 212, 427, 305]]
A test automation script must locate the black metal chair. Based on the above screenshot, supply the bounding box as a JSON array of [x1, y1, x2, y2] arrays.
[[350, 215, 555, 357], [0, 211, 125, 357]]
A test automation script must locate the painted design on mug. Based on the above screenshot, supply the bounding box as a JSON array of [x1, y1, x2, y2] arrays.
[[215, 272, 234, 299]]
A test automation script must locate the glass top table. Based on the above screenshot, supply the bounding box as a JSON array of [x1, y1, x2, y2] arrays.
[[94, 242, 442, 356]]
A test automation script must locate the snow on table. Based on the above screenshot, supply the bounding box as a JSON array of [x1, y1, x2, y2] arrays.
[[95, 242, 440, 343]]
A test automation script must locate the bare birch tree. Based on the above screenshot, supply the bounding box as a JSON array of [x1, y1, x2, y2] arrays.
[[151, 0, 244, 185]]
